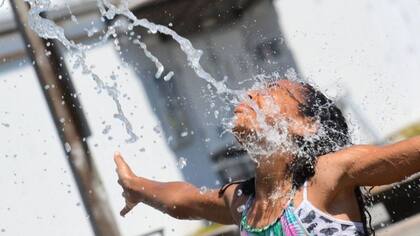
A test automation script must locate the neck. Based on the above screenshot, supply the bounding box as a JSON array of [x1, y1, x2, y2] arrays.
[[245, 152, 296, 227], [254, 152, 294, 203]]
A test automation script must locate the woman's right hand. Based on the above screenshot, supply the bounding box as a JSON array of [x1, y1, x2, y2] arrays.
[[114, 152, 142, 217]]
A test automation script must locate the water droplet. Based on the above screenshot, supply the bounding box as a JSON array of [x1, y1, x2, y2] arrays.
[[237, 205, 246, 213], [153, 125, 161, 134], [180, 131, 188, 137], [102, 125, 111, 134], [214, 110, 219, 118], [167, 136, 174, 144], [64, 142, 72, 153], [71, 15, 78, 23], [177, 157, 187, 169], [163, 71, 174, 81], [199, 186, 208, 195]]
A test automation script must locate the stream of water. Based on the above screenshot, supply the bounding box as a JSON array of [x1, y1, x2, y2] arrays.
[[25, 0, 322, 158]]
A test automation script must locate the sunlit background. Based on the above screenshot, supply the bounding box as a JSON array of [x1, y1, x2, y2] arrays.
[[1, 0, 420, 235]]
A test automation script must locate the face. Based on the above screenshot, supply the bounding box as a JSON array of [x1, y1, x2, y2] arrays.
[[233, 80, 317, 146]]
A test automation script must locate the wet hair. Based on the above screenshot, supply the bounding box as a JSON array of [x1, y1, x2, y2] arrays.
[[219, 81, 374, 235], [290, 82, 351, 188]]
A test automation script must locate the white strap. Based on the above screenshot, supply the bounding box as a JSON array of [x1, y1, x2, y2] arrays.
[[303, 181, 308, 201]]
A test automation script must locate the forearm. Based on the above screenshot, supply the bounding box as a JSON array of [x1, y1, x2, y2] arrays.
[[127, 177, 233, 223], [128, 177, 195, 217]]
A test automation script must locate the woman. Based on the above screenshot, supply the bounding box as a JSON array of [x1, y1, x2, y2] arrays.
[[114, 79, 420, 235]]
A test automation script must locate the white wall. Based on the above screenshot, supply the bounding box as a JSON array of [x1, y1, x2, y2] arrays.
[[274, 0, 420, 141], [0, 62, 93, 236]]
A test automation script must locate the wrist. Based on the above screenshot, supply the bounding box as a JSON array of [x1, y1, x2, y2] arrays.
[[128, 176, 146, 200]]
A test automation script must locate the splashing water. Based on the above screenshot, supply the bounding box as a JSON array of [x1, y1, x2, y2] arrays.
[[64, 142, 72, 153], [26, 0, 138, 142], [24, 0, 243, 143], [199, 186, 208, 195], [236, 204, 246, 213], [24, 0, 345, 163], [132, 39, 164, 79], [96, 0, 237, 96], [176, 157, 187, 170]]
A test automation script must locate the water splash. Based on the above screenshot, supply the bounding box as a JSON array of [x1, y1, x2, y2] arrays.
[[132, 39, 164, 79], [176, 157, 187, 169], [96, 0, 242, 97], [24, 0, 347, 163], [199, 186, 208, 195], [64, 142, 72, 153], [236, 204, 246, 213], [163, 71, 174, 82], [26, 0, 138, 143], [25, 0, 243, 143]]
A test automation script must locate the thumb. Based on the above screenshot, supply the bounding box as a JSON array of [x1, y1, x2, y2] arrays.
[[120, 203, 133, 217]]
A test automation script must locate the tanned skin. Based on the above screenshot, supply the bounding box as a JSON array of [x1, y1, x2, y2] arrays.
[[114, 80, 420, 228]]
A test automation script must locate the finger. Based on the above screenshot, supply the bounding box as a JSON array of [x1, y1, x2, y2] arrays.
[[120, 204, 133, 217], [114, 151, 129, 169]]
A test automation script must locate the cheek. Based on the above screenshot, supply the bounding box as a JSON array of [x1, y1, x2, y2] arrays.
[[234, 113, 255, 128], [233, 112, 263, 137]]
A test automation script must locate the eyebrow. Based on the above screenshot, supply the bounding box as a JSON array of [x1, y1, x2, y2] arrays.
[[285, 88, 304, 105], [267, 82, 306, 105]]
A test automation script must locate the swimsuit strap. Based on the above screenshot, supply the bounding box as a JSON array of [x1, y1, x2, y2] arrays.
[[303, 181, 308, 201]]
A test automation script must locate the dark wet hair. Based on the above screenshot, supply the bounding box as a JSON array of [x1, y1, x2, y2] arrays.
[[290, 82, 351, 188], [219, 81, 374, 235]]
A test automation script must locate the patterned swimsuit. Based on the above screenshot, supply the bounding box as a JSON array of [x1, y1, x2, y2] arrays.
[[240, 182, 365, 236]]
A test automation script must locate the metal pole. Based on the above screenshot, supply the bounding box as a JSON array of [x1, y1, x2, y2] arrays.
[[10, 1, 121, 236]]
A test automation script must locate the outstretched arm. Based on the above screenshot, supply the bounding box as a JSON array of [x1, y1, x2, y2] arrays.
[[342, 136, 420, 187], [114, 152, 236, 224]]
